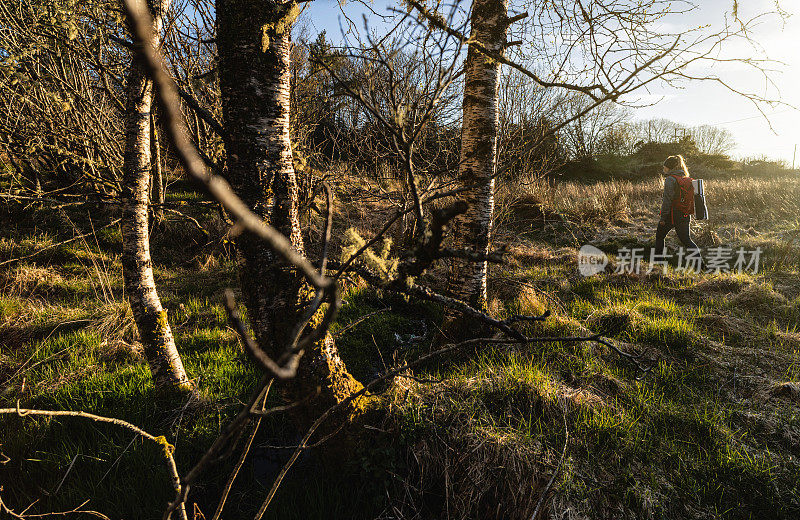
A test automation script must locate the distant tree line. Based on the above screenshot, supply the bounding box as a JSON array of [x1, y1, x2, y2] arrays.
[[1, 1, 744, 203]]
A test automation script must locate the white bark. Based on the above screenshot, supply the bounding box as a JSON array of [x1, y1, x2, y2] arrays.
[[447, 0, 509, 310], [122, 0, 191, 391]]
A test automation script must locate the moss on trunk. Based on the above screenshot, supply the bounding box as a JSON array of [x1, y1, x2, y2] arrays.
[[217, 0, 370, 429], [121, 0, 191, 392]]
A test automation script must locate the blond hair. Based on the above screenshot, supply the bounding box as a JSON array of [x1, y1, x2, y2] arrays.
[[663, 155, 689, 177]]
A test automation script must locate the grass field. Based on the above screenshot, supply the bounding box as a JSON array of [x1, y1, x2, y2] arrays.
[[1, 165, 799, 519]]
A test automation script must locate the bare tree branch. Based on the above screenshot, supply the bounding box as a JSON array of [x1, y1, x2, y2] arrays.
[[122, 0, 331, 291], [0, 408, 187, 520]]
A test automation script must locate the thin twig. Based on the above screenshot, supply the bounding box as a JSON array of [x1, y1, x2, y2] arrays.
[[0, 408, 187, 520], [0, 219, 121, 267], [211, 380, 273, 520], [594, 337, 653, 378], [333, 308, 390, 338], [161, 208, 210, 237], [531, 403, 569, 520]]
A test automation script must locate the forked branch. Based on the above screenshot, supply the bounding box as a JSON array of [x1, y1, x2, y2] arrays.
[[0, 408, 187, 520]]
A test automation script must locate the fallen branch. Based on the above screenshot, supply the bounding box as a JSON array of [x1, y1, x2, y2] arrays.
[[0, 408, 187, 520], [0, 219, 122, 267], [0, 495, 110, 519]]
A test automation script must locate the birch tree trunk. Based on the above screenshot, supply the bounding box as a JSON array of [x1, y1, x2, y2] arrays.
[[446, 0, 508, 311], [122, 0, 191, 391], [150, 110, 165, 222], [217, 0, 363, 421]]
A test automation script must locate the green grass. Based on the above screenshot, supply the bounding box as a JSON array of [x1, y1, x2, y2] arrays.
[[388, 178, 800, 518], [392, 332, 800, 518], [0, 199, 398, 519], [2, 168, 800, 519]]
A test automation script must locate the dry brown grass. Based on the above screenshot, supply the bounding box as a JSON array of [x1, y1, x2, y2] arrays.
[[388, 366, 603, 520], [708, 175, 800, 220], [0, 278, 136, 354], [0, 265, 65, 297], [91, 300, 138, 344], [695, 313, 754, 344], [500, 169, 799, 230], [501, 178, 647, 227], [0, 297, 87, 350]]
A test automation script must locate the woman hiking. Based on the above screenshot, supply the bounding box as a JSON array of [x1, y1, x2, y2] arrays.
[[654, 155, 701, 258]]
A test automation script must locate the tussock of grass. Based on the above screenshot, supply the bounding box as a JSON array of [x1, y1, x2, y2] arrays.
[[512, 286, 549, 317], [770, 382, 800, 402], [692, 272, 752, 293], [587, 304, 641, 336], [730, 282, 788, 315], [90, 300, 138, 343]]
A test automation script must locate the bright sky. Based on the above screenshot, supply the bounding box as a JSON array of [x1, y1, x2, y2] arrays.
[[301, 0, 799, 164], [629, 0, 800, 164]]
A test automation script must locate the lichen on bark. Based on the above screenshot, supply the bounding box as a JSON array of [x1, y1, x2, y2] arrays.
[[260, 1, 300, 51], [218, 0, 370, 429], [122, 0, 191, 392]]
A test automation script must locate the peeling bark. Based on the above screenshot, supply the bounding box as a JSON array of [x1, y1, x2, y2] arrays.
[[122, 0, 191, 391], [217, 0, 363, 422], [446, 0, 509, 311]]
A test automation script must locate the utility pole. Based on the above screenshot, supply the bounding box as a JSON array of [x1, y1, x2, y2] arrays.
[[793, 144, 796, 170]]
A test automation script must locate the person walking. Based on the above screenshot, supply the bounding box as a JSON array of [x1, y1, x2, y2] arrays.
[[654, 155, 701, 258]]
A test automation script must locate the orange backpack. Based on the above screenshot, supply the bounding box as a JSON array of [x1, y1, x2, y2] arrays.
[[670, 174, 695, 216]]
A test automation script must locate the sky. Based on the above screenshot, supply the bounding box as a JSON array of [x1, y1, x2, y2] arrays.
[[300, 0, 799, 164], [629, 0, 800, 164]]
